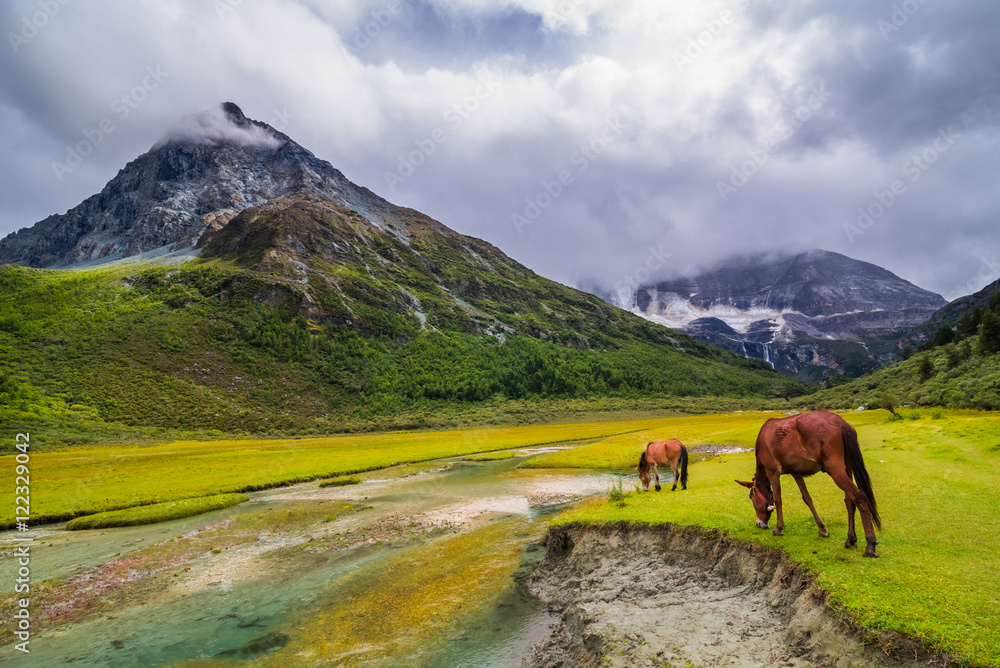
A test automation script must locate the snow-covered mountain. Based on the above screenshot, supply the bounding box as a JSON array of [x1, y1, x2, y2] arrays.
[[604, 250, 946, 379]]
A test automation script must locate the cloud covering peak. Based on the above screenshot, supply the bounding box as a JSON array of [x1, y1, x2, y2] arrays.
[[155, 102, 282, 149]]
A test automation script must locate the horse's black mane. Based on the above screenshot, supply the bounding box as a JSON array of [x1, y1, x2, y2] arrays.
[[637, 450, 648, 471], [754, 462, 774, 498]]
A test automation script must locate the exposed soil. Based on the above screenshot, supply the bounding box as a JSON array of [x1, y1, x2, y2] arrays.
[[523, 523, 954, 668]]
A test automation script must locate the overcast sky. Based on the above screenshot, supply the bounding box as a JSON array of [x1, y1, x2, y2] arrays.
[[1, 0, 998, 300]]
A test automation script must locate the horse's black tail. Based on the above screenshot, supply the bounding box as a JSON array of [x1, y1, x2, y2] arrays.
[[679, 445, 689, 488], [842, 423, 881, 530]]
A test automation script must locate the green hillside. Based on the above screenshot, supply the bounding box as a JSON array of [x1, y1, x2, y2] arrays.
[[905, 277, 1000, 348], [802, 315, 1000, 412], [0, 196, 804, 449]]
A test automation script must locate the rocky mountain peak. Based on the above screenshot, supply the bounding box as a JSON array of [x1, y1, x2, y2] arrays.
[[0, 103, 407, 268], [221, 101, 251, 127]]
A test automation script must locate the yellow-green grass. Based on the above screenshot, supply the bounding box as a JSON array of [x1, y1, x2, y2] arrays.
[[553, 409, 1000, 666], [462, 450, 517, 461], [520, 410, 767, 469], [65, 493, 249, 530], [1, 418, 676, 528], [317, 476, 362, 488], [353, 461, 451, 480]]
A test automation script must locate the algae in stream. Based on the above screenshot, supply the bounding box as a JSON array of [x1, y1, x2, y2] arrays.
[[227, 516, 537, 667]]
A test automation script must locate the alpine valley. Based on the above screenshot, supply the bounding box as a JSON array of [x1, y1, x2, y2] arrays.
[[0, 103, 804, 447]]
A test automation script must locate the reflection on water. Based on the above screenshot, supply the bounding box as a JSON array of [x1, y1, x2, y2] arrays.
[[0, 456, 617, 667]]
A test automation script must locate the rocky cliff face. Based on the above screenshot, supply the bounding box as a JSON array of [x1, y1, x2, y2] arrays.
[[0, 103, 406, 268], [607, 250, 946, 379]]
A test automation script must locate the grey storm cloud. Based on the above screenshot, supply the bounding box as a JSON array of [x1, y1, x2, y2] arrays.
[[1, 0, 998, 302]]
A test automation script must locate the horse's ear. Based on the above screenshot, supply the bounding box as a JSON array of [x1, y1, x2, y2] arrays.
[[735, 479, 754, 488]]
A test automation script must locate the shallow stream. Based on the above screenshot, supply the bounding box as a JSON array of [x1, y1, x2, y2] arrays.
[[1, 452, 618, 666]]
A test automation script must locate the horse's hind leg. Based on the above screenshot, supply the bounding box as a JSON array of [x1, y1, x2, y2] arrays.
[[652, 462, 661, 492], [844, 495, 857, 548], [831, 471, 877, 557], [793, 475, 829, 538], [669, 459, 679, 491]]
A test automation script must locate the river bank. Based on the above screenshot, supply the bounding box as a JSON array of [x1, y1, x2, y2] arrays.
[[522, 523, 956, 668]]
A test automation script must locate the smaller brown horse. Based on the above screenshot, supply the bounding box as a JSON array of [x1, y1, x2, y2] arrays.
[[636, 439, 688, 492], [736, 409, 882, 557]]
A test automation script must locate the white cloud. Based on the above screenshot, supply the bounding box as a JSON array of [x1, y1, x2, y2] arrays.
[[155, 105, 282, 148]]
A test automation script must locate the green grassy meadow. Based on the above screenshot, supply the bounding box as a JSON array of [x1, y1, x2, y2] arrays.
[[1, 417, 676, 527], [553, 409, 1000, 666], [4, 408, 998, 664]]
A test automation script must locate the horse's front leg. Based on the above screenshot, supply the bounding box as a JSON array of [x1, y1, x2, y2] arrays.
[[652, 462, 661, 492], [768, 471, 784, 536], [793, 475, 829, 538]]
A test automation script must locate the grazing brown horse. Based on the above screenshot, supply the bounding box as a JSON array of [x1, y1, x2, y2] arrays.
[[736, 410, 882, 557], [636, 439, 688, 492]]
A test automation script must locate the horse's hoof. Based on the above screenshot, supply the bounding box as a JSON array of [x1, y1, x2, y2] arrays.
[[772, 529, 783, 537], [845, 539, 857, 549], [819, 528, 830, 538], [682, 486, 686, 490], [863, 549, 879, 558], [670, 487, 676, 491], [654, 485, 661, 492]]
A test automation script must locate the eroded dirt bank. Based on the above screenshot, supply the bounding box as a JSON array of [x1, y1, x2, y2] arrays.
[[523, 523, 953, 668]]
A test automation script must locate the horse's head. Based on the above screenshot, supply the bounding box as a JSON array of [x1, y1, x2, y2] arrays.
[[636, 452, 651, 490], [735, 478, 774, 528]]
